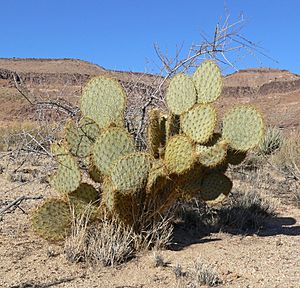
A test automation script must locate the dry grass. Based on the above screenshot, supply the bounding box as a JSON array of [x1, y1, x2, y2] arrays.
[[64, 206, 91, 263], [191, 259, 222, 287], [218, 189, 278, 232], [271, 132, 300, 206], [64, 209, 137, 266], [175, 259, 222, 287], [271, 132, 300, 180], [64, 206, 174, 267], [258, 126, 283, 155]]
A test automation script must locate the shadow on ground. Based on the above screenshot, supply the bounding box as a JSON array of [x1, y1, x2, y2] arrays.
[[170, 212, 300, 251]]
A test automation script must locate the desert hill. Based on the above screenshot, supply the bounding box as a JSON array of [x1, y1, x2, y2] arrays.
[[0, 58, 299, 131]]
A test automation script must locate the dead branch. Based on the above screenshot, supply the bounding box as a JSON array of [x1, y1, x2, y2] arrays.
[[0, 195, 43, 216], [13, 72, 78, 117]]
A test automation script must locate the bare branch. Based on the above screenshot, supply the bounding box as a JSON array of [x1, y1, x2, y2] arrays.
[[12, 72, 78, 116], [0, 195, 43, 216]]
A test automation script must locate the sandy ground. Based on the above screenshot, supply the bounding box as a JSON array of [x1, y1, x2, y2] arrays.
[[0, 158, 300, 288]]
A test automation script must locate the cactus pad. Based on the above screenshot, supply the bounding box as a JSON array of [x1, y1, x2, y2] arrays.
[[165, 135, 197, 175], [64, 117, 100, 158], [222, 105, 264, 151], [31, 199, 71, 241], [200, 173, 232, 204], [69, 183, 100, 204], [110, 152, 152, 193], [196, 140, 228, 167], [181, 104, 217, 143], [166, 73, 197, 115], [92, 127, 136, 176], [80, 76, 126, 129], [192, 60, 223, 104], [176, 163, 203, 199], [146, 159, 168, 195], [101, 177, 115, 212], [50, 143, 81, 194]]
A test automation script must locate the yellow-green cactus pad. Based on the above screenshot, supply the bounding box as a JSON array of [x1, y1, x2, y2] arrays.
[[148, 177, 179, 214], [69, 183, 100, 204], [192, 60, 223, 104], [31, 198, 71, 241], [200, 173, 232, 204], [146, 159, 168, 195], [113, 191, 140, 226], [101, 177, 115, 212], [50, 143, 81, 194], [110, 152, 152, 194], [64, 117, 100, 158], [102, 177, 140, 225], [196, 140, 228, 167], [145, 161, 179, 214], [175, 163, 203, 200], [80, 76, 126, 129], [92, 127, 136, 176], [166, 73, 197, 115], [181, 104, 217, 143], [222, 105, 264, 151], [164, 135, 197, 175], [79, 117, 101, 140]]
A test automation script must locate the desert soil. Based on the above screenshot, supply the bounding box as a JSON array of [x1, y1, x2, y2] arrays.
[[0, 157, 299, 288]]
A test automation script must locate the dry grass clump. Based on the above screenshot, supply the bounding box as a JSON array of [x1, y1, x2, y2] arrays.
[[271, 132, 300, 180], [191, 259, 222, 287], [175, 259, 222, 287], [258, 126, 283, 155], [64, 206, 174, 267], [85, 216, 137, 266], [271, 132, 300, 206], [173, 189, 278, 235], [64, 209, 137, 266], [218, 190, 278, 232], [173, 199, 218, 233]]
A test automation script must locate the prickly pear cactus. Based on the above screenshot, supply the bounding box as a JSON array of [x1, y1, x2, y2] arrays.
[[31, 60, 265, 241]]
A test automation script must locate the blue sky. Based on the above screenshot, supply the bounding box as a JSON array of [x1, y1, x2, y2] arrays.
[[1, 0, 300, 74]]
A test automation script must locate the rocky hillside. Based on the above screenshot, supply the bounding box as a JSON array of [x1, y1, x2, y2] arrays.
[[0, 58, 299, 131]]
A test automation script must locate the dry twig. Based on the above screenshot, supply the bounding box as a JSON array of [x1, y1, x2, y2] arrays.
[[0, 195, 43, 216]]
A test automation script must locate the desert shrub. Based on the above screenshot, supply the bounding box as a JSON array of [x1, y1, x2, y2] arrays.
[[218, 190, 278, 232], [191, 259, 222, 287], [173, 199, 218, 234], [271, 132, 300, 180], [258, 126, 283, 155]]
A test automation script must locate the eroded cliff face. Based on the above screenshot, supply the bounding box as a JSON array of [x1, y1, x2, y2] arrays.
[[0, 58, 299, 131]]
